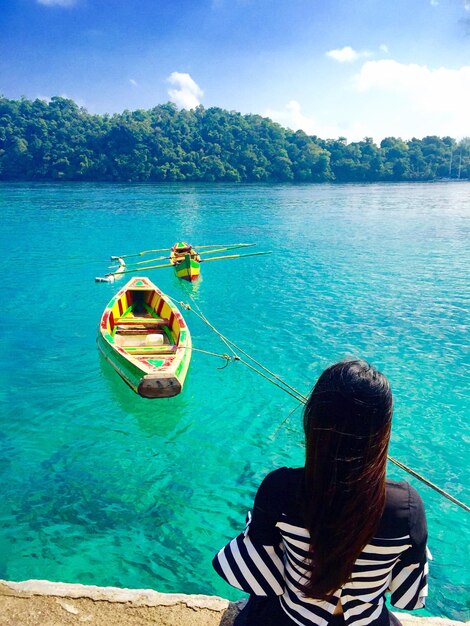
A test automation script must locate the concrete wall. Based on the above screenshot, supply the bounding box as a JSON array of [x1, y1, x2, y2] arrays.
[[0, 580, 467, 626]]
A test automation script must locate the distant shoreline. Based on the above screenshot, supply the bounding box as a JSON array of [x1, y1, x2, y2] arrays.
[[1, 179, 469, 185], [1, 96, 468, 184]]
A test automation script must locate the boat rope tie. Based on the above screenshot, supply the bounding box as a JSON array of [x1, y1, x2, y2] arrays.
[[190, 347, 238, 369], [173, 295, 469, 512]]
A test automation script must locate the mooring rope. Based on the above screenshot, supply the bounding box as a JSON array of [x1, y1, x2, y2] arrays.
[[385, 456, 469, 511], [181, 297, 308, 403], [188, 346, 233, 361], [179, 300, 239, 359], [171, 293, 469, 512]]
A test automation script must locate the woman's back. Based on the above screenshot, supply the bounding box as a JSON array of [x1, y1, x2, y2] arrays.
[[213, 361, 429, 626], [213, 468, 428, 626]]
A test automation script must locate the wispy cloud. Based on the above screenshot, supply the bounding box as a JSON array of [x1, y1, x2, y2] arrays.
[[464, 1, 470, 10], [37, 0, 78, 6], [129, 79, 138, 87], [430, 0, 439, 6], [379, 44, 389, 54], [167, 72, 203, 109], [326, 46, 371, 63]]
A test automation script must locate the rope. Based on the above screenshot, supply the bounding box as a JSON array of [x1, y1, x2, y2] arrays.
[[273, 402, 303, 437], [216, 335, 308, 402], [171, 293, 469, 512], [237, 357, 309, 403], [189, 347, 233, 361], [178, 299, 239, 359], [189, 347, 237, 369], [179, 296, 308, 403], [387, 455, 470, 512]]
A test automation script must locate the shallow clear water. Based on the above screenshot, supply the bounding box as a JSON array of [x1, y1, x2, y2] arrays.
[[0, 182, 468, 620]]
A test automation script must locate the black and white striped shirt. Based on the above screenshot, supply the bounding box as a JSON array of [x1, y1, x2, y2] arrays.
[[213, 468, 429, 626]]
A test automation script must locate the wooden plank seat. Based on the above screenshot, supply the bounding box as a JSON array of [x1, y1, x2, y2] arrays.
[[116, 316, 169, 326], [117, 328, 165, 335], [124, 345, 177, 355]]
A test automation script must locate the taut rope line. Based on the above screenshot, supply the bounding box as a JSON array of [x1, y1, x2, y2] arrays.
[[180, 296, 308, 403], [171, 293, 469, 513]]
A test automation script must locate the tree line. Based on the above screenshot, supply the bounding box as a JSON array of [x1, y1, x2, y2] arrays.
[[0, 96, 468, 183]]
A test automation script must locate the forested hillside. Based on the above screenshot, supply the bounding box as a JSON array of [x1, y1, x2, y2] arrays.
[[1, 96, 468, 182]]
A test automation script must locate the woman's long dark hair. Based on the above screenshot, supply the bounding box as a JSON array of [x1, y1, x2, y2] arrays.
[[302, 360, 392, 599]]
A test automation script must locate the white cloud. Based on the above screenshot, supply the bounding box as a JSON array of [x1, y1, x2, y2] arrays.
[[265, 100, 317, 134], [379, 44, 389, 54], [129, 79, 138, 87], [265, 100, 369, 141], [36, 94, 87, 109], [430, 0, 439, 6], [353, 60, 470, 138], [37, 0, 78, 6], [266, 59, 470, 143], [326, 46, 371, 63], [167, 72, 203, 109]]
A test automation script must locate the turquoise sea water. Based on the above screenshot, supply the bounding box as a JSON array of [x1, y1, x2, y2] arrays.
[[0, 182, 468, 620]]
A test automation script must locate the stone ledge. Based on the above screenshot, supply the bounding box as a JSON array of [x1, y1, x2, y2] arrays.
[[0, 578, 230, 610], [0, 579, 467, 626]]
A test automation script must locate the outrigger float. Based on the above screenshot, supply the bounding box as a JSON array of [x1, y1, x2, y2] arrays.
[[97, 276, 191, 398], [95, 242, 271, 283], [95, 257, 126, 283]]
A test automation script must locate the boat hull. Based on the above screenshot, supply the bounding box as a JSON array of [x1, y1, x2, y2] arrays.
[[174, 253, 200, 282], [97, 276, 191, 398], [170, 242, 201, 281], [138, 372, 182, 398]]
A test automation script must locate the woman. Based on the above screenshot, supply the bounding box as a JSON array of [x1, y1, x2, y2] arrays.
[[213, 360, 429, 626]]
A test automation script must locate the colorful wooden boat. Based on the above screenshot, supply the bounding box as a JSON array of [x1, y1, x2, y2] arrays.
[[97, 276, 191, 398], [170, 242, 201, 282]]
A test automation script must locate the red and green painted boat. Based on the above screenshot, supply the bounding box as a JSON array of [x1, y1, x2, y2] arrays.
[[97, 276, 191, 398], [170, 242, 201, 282]]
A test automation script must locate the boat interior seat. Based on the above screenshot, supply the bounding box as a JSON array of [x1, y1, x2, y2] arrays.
[[124, 345, 178, 355], [115, 330, 172, 349], [115, 316, 170, 326]]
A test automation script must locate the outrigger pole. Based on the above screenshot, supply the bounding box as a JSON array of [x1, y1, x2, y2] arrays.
[[198, 243, 256, 256], [111, 247, 172, 260], [111, 243, 254, 260], [106, 262, 173, 276], [105, 250, 272, 277], [116, 244, 256, 268], [200, 251, 272, 263]]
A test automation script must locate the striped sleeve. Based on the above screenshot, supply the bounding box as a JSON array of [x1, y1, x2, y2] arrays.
[[213, 471, 287, 596], [389, 485, 429, 609], [212, 512, 285, 595]]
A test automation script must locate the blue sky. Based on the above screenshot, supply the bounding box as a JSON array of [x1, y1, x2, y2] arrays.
[[1, 0, 469, 142]]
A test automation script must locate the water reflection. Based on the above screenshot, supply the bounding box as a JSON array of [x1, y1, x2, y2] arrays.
[[97, 353, 187, 438]]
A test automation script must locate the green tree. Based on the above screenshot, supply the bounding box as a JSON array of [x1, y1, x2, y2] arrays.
[[0, 96, 467, 183]]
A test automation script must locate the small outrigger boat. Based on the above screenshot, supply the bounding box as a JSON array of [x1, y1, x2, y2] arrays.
[[98, 243, 271, 283], [170, 242, 201, 282], [97, 276, 191, 398]]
